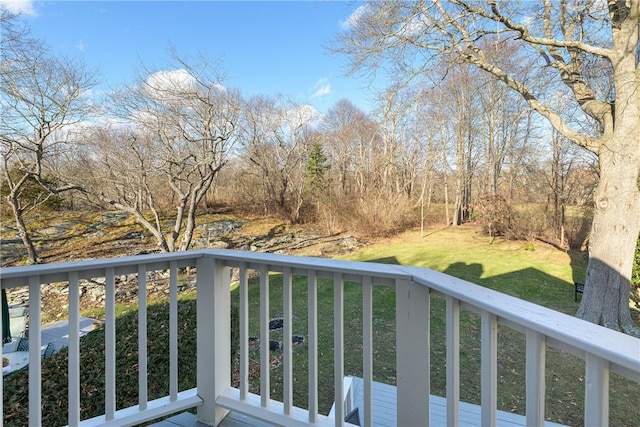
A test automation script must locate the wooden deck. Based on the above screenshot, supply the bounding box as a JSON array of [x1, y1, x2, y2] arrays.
[[347, 376, 567, 427], [150, 411, 273, 427], [3, 315, 99, 355], [41, 316, 100, 351], [151, 376, 567, 427]]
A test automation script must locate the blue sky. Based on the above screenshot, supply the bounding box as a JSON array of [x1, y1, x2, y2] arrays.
[[6, 1, 376, 113]]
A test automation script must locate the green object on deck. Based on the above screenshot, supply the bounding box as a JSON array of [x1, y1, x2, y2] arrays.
[[2, 289, 11, 343]]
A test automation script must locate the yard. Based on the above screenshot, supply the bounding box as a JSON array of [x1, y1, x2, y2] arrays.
[[2, 225, 638, 426]]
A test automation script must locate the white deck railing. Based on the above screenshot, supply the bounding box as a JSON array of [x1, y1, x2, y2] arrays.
[[1, 249, 639, 426]]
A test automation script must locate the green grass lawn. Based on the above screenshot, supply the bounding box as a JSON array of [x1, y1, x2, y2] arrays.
[[345, 225, 584, 313], [230, 226, 635, 426], [2, 294, 200, 426], [339, 226, 634, 426], [2, 226, 637, 426]]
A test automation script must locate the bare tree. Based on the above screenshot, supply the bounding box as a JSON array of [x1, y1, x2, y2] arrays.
[[415, 86, 453, 227], [319, 99, 375, 197], [80, 52, 240, 252], [337, 0, 640, 334], [375, 85, 425, 199], [549, 130, 585, 246], [239, 95, 317, 222], [1, 11, 97, 263]]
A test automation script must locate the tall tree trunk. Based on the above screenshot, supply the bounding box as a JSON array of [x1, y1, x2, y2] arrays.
[[180, 205, 198, 252], [179, 174, 216, 252], [169, 197, 187, 253], [577, 148, 640, 335], [462, 113, 474, 223], [576, 16, 640, 334], [95, 193, 170, 252], [453, 135, 465, 226], [442, 142, 451, 226], [7, 195, 39, 265], [5, 171, 40, 264]]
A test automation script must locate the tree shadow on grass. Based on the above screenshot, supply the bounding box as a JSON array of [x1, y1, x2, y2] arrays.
[[363, 256, 401, 265]]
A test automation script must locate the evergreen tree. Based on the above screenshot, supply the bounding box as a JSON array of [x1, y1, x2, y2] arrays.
[[305, 141, 330, 196]]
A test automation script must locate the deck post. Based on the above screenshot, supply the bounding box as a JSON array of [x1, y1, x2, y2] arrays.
[[396, 279, 430, 426], [197, 256, 231, 426]]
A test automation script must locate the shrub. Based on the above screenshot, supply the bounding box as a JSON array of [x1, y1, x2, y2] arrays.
[[0, 170, 65, 213], [473, 194, 514, 243]]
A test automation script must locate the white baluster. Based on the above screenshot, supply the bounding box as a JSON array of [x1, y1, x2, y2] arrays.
[[585, 353, 609, 426], [334, 272, 344, 427], [138, 264, 148, 411], [446, 296, 460, 427], [362, 276, 373, 427], [28, 275, 42, 426], [105, 268, 116, 421], [259, 264, 270, 407], [68, 271, 80, 426], [239, 262, 249, 401], [481, 311, 497, 427], [525, 329, 545, 427], [308, 270, 318, 423], [283, 267, 293, 415], [169, 261, 178, 401]]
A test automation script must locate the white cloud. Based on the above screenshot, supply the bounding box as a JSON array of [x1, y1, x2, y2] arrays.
[[145, 68, 226, 95], [311, 77, 331, 99], [286, 104, 320, 129], [0, 0, 36, 16], [340, 4, 370, 30], [146, 69, 197, 92], [76, 40, 85, 52], [135, 69, 228, 125], [400, 14, 427, 37], [312, 84, 331, 99], [141, 69, 198, 108]]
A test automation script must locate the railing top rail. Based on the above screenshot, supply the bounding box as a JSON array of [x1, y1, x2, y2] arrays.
[[0, 251, 207, 288], [206, 249, 413, 281], [406, 265, 640, 378], [1, 249, 412, 287]]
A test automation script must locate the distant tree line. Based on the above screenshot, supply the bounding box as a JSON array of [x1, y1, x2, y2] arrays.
[[0, 9, 599, 260]]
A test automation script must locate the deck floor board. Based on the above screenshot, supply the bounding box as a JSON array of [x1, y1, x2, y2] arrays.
[[152, 376, 568, 427], [150, 412, 273, 427], [349, 376, 567, 427]]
